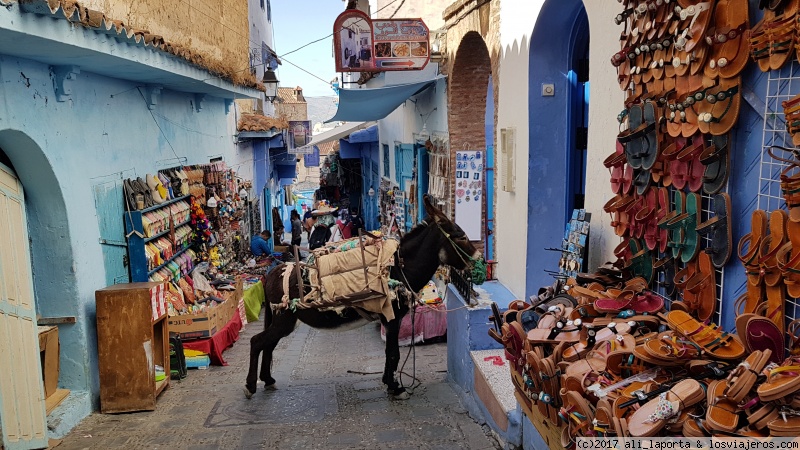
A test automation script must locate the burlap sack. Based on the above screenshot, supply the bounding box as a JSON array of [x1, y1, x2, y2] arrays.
[[308, 238, 399, 320]]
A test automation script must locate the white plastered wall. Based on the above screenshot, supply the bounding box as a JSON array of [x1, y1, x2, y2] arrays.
[[583, 0, 623, 271], [494, 0, 543, 298]]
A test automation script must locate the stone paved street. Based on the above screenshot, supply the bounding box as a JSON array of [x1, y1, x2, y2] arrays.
[[54, 311, 500, 450]]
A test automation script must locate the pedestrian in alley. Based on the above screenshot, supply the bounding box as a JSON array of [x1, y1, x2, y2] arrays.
[[290, 209, 302, 247], [250, 229, 272, 257]]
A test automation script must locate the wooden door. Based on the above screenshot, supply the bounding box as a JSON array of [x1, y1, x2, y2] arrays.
[[0, 162, 48, 449]]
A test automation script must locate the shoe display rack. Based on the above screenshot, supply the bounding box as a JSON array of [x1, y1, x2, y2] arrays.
[[125, 194, 194, 283], [759, 59, 800, 339]]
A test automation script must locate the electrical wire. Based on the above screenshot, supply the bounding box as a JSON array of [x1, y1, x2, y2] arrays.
[[137, 87, 181, 162]]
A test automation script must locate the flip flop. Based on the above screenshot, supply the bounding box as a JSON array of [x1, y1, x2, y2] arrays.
[[738, 210, 768, 313], [627, 379, 705, 437], [677, 132, 705, 192], [620, 104, 645, 169]]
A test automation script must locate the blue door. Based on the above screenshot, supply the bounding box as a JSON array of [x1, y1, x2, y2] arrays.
[[395, 144, 415, 231], [93, 177, 130, 285], [416, 145, 429, 222], [263, 187, 274, 253]]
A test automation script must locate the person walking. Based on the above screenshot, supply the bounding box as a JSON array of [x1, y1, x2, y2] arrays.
[[290, 210, 302, 246]]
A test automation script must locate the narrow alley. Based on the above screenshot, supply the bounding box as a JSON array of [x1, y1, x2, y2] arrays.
[[53, 312, 499, 450]]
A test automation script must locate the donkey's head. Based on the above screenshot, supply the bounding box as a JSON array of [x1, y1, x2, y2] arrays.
[[421, 195, 482, 272]]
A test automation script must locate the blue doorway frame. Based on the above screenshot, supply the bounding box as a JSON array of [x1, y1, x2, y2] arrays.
[[525, 0, 589, 295]]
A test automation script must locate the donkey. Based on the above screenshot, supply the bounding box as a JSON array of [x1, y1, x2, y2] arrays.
[[245, 195, 481, 399]]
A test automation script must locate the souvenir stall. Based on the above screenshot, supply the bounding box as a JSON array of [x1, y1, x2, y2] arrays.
[[493, 0, 800, 444], [118, 163, 259, 371]]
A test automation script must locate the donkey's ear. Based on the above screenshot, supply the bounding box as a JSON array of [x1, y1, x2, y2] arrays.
[[423, 194, 447, 222]]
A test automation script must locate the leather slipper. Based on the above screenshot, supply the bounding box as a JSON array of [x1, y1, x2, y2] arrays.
[[697, 193, 733, 268], [767, 6, 797, 71], [748, 8, 775, 72], [699, 134, 730, 194], [738, 210, 768, 313]]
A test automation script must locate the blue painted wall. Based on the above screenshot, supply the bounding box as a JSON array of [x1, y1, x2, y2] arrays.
[[0, 53, 238, 423], [525, 0, 588, 297]]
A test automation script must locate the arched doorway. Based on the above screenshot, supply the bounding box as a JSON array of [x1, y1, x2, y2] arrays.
[[0, 156, 48, 449], [525, 0, 589, 294], [449, 31, 493, 256], [0, 130, 84, 446]]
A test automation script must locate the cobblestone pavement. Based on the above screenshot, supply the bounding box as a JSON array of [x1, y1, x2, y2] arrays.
[[54, 311, 500, 450]]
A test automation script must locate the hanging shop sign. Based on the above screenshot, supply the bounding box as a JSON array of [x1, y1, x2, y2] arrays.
[[454, 150, 483, 241], [333, 9, 429, 72], [288, 121, 313, 155]]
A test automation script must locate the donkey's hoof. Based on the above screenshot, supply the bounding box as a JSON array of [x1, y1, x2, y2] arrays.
[[243, 387, 255, 399], [264, 383, 277, 391], [391, 390, 411, 400], [385, 385, 410, 400]]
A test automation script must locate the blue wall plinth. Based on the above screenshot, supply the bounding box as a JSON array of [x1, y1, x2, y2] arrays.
[[446, 281, 524, 448]]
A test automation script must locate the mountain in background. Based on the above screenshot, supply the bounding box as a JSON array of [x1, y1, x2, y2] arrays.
[[306, 96, 338, 131]]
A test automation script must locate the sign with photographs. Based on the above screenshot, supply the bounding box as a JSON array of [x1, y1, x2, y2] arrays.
[[454, 151, 483, 241], [333, 9, 430, 72], [559, 209, 591, 279], [288, 121, 312, 154]]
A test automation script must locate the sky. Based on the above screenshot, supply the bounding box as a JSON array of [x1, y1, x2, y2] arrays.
[[271, 1, 367, 98]]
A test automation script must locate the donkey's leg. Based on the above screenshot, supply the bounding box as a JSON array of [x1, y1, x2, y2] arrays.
[[381, 317, 409, 399], [259, 311, 298, 387], [244, 311, 298, 398], [245, 330, 267, 398]]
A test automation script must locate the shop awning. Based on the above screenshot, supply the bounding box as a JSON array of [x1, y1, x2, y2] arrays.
[[325, 76, 444, 123], [307, 121, 377, 147]]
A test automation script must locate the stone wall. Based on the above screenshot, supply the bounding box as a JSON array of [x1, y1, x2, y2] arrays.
[[443, 0, 500, 256], [81, 0, 252, 85]]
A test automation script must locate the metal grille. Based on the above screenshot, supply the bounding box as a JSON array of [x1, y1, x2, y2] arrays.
[[758, 61, 800, 332]]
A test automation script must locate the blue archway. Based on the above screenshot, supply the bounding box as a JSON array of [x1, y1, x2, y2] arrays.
[[525, 0, 589, 295]]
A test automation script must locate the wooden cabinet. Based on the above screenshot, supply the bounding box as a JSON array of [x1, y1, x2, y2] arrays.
[[95, 282, 170, 413]]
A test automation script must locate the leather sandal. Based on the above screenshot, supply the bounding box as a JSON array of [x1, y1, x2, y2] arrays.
[[627, 379, 706, 437], [685, 251, 717, 322], [696, 193, 733, 268], [763, 210, 788, 334], [723, 349, 773, 403], [699, 134, 730, 195], [757, 357, 800, 401], [696, 76, 742, 136], [664, 310, 745, 360], [738, 210, 768, 313], [706, 379, 739, 433], [658, 190, 686, 261]]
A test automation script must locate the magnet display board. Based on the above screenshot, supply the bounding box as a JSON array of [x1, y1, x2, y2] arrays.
[[454, 150, 483, 240]]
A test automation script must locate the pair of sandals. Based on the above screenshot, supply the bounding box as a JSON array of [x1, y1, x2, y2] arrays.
[[658, 190, 700, 264]]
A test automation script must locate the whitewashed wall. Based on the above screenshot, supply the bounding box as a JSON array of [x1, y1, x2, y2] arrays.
[[583, 0, 622, 271]]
